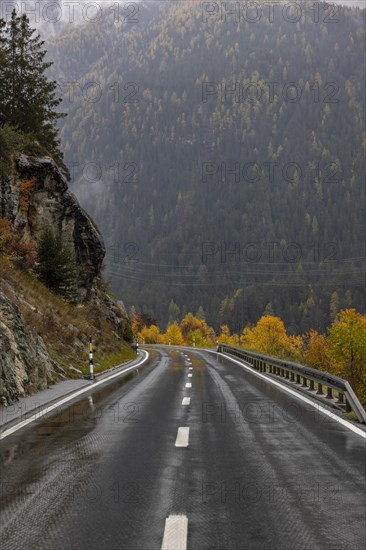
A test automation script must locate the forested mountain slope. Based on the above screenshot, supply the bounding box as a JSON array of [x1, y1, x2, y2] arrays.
[[49, 0, 365, 332]]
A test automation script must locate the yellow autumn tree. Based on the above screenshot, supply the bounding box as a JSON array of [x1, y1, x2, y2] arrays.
[[304, 329, 331, 371], [189, 328, 216, 348], [181, 312, 206, 341], [218, 324, 231, 344], [164, 322, 185, 345], [327, 309, 366, 404], [180, 312, 215, 347], [138, 324, 164, 344], [216, 324, 239, 345], [240, 315, 298, 358]]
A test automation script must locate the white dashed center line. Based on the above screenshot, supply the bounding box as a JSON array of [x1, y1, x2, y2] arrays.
[[182, 397, 191, 405], [188, 373, 192, 378], [185, 382, 192, 388], [175, 427, 190, 447], [161, 514, 188, 550]]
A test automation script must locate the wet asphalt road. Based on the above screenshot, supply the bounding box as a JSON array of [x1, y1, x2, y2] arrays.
[[1, 348, 365, 550]]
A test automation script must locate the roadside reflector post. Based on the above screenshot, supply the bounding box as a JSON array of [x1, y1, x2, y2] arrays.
[[89, 335, 94, 380]]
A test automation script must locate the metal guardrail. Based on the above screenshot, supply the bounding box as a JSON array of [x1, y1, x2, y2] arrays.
[[217, 344, 366, 424]]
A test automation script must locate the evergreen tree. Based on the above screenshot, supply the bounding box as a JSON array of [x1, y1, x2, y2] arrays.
[[0, 18, 8, 125], [35, 227, 79, 301], [196, 306, 206, 321], [329, 291, 340, 323], [0, 10, 65, 157], [167, 299, 180, 327]]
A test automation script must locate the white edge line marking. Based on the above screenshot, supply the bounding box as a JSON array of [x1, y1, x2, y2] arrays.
[[185, 382, 192, 388], [175, 427, 190, 447], [161, 514, 188, 550], [223, 354, 366, 439], [0, 351, 150, 440], [182, 397, 191, 405], [188, 373, 193, 378], [189, 366, 193, 370]]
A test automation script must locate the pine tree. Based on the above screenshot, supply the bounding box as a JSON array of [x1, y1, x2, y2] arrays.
[[196, 306, 206, 321], [35, 227, 79, 301], [0, 10, 65, 157], [0, 18, 9, 125], [329, 291, 340, 323], [167, 299, 180, 327]]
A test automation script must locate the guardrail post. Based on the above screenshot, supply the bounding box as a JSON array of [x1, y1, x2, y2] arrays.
[[326, 387, 333, 399], [317, 383, 323, 395], [337, 393, 344, 404], [302, 376, 307, 388], [290, 372, 295, 382], [296, 374, 301, 384], [345, 398, 352, 413], [309, 380, 315, 391], [285, 370, 289, 379]]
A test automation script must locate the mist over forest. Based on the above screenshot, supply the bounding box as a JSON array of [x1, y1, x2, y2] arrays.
[[4, 0, 363, 333]]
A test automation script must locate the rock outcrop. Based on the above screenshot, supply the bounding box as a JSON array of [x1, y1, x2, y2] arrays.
[[1, 154, 105, 300], [0, 291, 63, 405], [0, 153, 131, 405]]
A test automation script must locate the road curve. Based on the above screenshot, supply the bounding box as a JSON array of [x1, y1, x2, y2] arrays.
[[1, 348, 365, 550]]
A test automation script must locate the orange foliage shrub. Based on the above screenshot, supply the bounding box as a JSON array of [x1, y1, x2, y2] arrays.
[[0, 217, 36, 268], [19, 177, 37, 213]]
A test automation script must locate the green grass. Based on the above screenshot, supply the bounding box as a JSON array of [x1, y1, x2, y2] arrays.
[[1, 262, 134, 384], [79, 346, 136, 376], [344, 411, 357, 421]]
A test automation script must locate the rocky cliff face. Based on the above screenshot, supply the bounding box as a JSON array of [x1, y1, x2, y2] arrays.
[[0, 153, 131, 405], [0, 154, 105, 300], [0, 291, 64, 405]]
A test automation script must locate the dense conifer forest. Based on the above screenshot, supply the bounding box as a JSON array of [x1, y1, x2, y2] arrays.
[[45, 0, 365, 333]]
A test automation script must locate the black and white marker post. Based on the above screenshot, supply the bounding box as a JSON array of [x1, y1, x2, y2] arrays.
[[89, 335, 94, 380]]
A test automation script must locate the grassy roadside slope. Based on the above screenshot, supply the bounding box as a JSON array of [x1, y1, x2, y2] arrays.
[[0, 261, 135, 379]]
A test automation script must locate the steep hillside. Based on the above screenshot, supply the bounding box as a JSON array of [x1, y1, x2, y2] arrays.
[[48, 0, 365, 331], [0, 137, 134, 404]]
